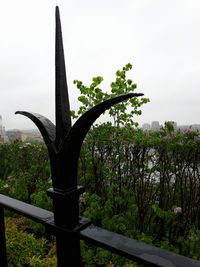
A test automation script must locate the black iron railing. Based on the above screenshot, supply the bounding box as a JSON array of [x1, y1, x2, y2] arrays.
[[0, 6, 200, 267], [0, 195, 200, 267]]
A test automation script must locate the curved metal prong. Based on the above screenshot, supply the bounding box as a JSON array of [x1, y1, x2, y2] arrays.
[[15, 111, 56, 150], [61, 93, 143, 153]]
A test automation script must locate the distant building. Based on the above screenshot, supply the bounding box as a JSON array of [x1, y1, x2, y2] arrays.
[[0, 115, 3, 137], [22, 129, 44, 143], [0, 136, 4, 144], [151, 121, 160, 131], [141, 121, 200, 132], [2, 127, 8, 142], [0, 115, 8, 143], [142, 123, 151, 131], [178, 124, 200, 131], [190, 124, 200, 131], [4, 128, 44, 143], [6, 130, 28, 142]]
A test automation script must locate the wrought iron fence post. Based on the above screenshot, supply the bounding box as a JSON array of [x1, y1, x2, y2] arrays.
[[16, 6, 142, 266], [0, 207, 7, 267]]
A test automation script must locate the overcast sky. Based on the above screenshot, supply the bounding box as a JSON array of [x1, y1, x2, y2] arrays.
[[0, 0, 200, 130]]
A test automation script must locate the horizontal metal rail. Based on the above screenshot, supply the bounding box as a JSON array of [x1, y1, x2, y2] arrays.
[[0, 194, 90, 235], [0, 194, 200, 267], [80, 226, 200, 267]]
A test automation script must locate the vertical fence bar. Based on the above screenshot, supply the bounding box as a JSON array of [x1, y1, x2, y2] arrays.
[[0, 207, 7, 267], [47, 188, 82, 266], [56, 232, 81, 266]]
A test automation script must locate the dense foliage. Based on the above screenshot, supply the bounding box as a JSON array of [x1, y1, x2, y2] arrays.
[[1, 124, 200, 265], [79, 123, 200, 260], [1, 63, 200, 265]]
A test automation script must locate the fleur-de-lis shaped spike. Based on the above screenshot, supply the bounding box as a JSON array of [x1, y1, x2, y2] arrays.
[[16, 6, 144, 191]]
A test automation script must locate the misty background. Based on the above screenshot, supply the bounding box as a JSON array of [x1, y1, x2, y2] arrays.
[[0, 0, 200, 130]]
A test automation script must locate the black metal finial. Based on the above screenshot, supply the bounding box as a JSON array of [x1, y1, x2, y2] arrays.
[[16, 6, 143, 192], [14, 6, 144, 266], [15, 5, 144, 237]]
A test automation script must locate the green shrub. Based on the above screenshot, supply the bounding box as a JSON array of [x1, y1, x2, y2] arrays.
[[6, 218, 48, 267]]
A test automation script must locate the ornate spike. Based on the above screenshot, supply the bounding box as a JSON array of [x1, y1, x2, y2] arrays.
[[14, 8, 145, 265], [55, 6, 72, 145], [15, 111, 56, 150]]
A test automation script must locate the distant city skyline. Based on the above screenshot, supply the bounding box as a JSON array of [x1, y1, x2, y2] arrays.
[[1, 113, 200, 144], [141, 120, 200, 131], [1, 114, 200, 131]]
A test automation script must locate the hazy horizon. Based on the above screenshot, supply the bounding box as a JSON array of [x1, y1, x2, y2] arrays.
[[1, 1, 200, 130], [4, 120, 200, 132]]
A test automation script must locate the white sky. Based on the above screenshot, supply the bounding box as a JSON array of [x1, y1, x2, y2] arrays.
[[0, 0, 200, 130]]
